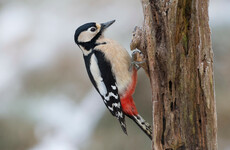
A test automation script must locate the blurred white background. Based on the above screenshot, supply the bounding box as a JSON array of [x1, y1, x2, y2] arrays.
[[0, 0, 229, 150]]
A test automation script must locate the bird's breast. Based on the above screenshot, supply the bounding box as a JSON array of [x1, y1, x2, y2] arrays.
[[94, 38, 133, 96]]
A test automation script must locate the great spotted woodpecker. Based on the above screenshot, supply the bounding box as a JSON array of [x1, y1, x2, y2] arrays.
[[74, 20, 152, 139]]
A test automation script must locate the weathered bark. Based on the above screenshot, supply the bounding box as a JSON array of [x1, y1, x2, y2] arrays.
[[130, 0, 217, 149]]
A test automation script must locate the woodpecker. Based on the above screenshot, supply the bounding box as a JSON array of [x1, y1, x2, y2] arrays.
[[74, 20, 152, 139]]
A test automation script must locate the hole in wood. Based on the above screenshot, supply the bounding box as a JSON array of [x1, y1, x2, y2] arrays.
[[171, 102, 174, 111], [169, 80, 172, 95]]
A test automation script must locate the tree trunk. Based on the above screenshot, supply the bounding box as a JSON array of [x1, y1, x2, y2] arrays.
[[130, 0, 217, 149]]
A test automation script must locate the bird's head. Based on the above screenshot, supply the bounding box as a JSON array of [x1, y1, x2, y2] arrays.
[[74, 20, 115, 46]]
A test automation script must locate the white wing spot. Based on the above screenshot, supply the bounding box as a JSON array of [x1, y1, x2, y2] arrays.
[[116, 112, 123, 118], [113, 103, 120, 108], [104, 92, 118, 101], [111, 85, 116, 90], [108, 106, 113, 111], [108, 102, 121, 111]]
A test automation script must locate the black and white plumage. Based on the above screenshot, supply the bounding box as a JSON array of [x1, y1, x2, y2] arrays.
[[74, 20, 152, 139], [84, 50, 126, 133], [74, 20, 127, 133]]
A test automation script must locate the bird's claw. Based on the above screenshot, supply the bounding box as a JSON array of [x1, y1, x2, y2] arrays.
[[129, 50, 146, 71]]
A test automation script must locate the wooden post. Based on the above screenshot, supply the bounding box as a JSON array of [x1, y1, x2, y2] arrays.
[[131, 0, 217, 149]]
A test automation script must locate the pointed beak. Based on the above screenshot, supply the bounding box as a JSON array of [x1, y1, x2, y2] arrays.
[[101, 20, 116, 30]]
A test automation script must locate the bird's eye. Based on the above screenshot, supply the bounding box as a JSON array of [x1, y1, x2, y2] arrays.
[[90, 27, 96, 32]]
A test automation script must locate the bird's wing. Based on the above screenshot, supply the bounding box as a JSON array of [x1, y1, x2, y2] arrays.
[[84, 50, 127, 134]]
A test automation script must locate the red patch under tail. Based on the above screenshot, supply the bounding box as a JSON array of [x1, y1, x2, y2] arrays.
[[121, 67, 138, 116], [121, 96, 138, 116]]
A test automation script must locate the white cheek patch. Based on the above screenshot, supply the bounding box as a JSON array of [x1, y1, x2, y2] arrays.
[[78, 30, 95, 42], [90, 54, 107, 96]]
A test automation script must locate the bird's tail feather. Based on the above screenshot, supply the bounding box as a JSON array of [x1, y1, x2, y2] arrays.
[[117, 112, 127, 135], [130, 114, 152, 140], [119, 117, 127, 135]]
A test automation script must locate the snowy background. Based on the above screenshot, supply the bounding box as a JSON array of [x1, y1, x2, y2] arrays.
[[0, 0, 229, 150]]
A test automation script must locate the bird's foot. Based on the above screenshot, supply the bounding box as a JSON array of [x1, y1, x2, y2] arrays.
[[129, 49, 146, 71]]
